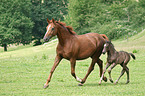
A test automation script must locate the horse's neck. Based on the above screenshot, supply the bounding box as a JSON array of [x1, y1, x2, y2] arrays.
[[107, 46, 117, 58], [57, 26, 73, 46]]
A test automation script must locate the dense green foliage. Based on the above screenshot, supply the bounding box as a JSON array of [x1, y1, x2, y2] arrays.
[[65, 0, 145, 39], [0, 0, 68, 51], [31, 0, 68, 45], [0, 0, 34, 51], [0, 30, 145, 95], [0, 0, 145, 51]]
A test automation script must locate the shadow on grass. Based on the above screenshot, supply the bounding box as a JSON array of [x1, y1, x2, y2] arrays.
[[78, 81, 139, 87]]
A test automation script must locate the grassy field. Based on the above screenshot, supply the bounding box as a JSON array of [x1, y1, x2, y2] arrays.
[[0, 30, 145, 96]]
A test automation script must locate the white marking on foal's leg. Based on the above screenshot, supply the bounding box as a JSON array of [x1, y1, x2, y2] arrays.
[[76, 76, 82, 82]]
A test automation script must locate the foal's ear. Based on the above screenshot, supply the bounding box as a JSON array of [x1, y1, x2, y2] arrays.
[[106, 40, 111, 44], [47, 18, 50, 24]]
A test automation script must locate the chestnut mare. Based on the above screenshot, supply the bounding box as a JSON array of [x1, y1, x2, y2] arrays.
[[43, 18, 109, 88]]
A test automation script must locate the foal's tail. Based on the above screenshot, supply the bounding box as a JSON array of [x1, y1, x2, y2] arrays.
[[129, 53, 136, 60], [100, 34, 109, 41]]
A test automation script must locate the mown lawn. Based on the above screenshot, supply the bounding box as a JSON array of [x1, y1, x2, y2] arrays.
[[0, 31, 145, 96]]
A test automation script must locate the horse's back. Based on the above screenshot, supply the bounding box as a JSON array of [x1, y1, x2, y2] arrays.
[[56, 33, 105, 60], [118, 51, 130, 64], [75, 33, 105, 59], [77, 33, 105, 44]]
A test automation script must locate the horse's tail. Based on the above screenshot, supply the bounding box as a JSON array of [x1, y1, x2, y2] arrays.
[[100, 34, 109, 41], [129, 53, 136, 60]]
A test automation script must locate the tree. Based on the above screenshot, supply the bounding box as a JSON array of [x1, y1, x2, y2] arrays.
[[65, 0, 145, 39], [0, 0, 34, 51], [31, 0, 68, 45]]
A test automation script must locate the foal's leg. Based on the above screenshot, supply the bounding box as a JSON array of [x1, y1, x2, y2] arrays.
[[99, 63, 111, 85], [115, 69, 125, 84], [108, 63, 117, 83], [115, 64, 129, 84], [78, 59, 96, 86], [43, 55, 62, 88], [125, 65, 129, 84]]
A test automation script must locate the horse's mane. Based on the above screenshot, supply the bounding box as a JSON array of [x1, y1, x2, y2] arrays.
[[56, 21, 76, 35]]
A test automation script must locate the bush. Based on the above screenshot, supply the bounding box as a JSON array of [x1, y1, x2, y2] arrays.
[[65, 0, 145, 39], [133, 49, 138, 53]]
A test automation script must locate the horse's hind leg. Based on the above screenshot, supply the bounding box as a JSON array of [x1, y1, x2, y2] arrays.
[[115, 69, 125, 84], [125, 66, 129, 84], [108, 63, 117, 83], [78, 59, 96, 86], [123, 62, 130, 84]]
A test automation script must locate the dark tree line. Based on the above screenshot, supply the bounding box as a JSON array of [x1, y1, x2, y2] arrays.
[[0, 0, 68, 51], [65, 0, 145, 39], [0, 0, 144, 51]]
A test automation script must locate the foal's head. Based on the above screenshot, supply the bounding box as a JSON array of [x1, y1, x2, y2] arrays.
[[102, 41, 113, 54], [43, 18, 58, 42]]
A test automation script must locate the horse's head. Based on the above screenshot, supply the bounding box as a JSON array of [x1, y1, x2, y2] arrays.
[[102, 41, 111, 54], [43, 18, 58, 42]]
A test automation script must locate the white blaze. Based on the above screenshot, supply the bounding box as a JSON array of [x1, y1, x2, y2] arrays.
[[44, 25, 52, 37], [104, 44, 107, 47], [46, 25, 51, 33]]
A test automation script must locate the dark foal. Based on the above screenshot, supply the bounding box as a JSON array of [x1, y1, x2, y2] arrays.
[[99, 41, 136, 84]]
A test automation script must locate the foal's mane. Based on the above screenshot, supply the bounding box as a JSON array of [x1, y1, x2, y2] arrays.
[[56, 21, 76, 35]]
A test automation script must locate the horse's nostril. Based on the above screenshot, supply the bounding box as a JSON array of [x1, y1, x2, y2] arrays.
[[102, 52, 105, 54], [43, 38, 48, 42]]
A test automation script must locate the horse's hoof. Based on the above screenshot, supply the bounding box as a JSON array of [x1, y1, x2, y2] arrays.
[[103, 77, 107, 82], [114, 82, 117, 85], [126, 81, 130, 84], [98, 82, 101, 85], [109, 79, 114, 83], [114, 81, 118, 85], [43, 84, 49, 89], [78, 83, 83, 86]]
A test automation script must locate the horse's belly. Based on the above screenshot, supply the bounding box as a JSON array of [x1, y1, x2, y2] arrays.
[[76, 49, 96, 60]]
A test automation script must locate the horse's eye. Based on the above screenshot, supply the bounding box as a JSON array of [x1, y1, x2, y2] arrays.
[[52, 28, 54, 31]]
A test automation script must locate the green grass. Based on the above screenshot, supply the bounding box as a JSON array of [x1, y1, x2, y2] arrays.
[[0, 30, 145, 96]]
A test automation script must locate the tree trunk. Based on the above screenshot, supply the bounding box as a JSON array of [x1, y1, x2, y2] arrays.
[[3, 44, 7, 51]]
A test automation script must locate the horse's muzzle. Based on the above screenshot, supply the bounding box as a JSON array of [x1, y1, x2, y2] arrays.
[[102, 52, 106, 54], [43, 36, 50, 42]]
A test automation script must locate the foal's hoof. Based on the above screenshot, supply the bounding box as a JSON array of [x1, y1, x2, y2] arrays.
[[103, 77, 107, 82], [43, 84, 49, 89], [126, 81, 130, 84], [78, 83, 84, 86], [114, 82, 118, 85]]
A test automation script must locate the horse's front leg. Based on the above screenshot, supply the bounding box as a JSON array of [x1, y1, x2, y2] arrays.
[[43, 55, 62, 88], [99, 62, 111, 85], [108, 63, 117, 83], [70, 58, 82, 83]]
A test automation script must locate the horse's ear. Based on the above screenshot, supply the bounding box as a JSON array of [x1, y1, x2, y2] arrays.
[[58, 19, 60, 22], [52, 18, 56, 25], [47, 18, 50, 24]]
